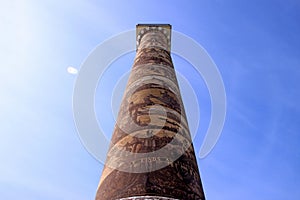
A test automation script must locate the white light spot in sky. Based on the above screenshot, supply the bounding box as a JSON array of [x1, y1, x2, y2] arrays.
[[67, 66, 78, 74]]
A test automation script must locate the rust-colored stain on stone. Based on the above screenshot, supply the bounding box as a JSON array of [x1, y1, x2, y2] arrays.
[[95, 24, 205, 200]]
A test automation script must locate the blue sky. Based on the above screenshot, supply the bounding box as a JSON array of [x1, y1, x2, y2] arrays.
[[1, 0, 300, 199]]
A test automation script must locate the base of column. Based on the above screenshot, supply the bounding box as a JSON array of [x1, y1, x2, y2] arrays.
[[118, 196, 179, 200]]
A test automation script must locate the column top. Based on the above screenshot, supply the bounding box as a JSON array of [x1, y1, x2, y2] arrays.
[[136, 24, 172, 52], [136, 24, 171, 28]]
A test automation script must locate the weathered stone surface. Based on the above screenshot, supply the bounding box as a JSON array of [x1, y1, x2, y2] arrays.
[[96, 24, 205, 200]]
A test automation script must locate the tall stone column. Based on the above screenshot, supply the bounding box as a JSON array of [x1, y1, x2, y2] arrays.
[[95, 24, 205, 200]]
